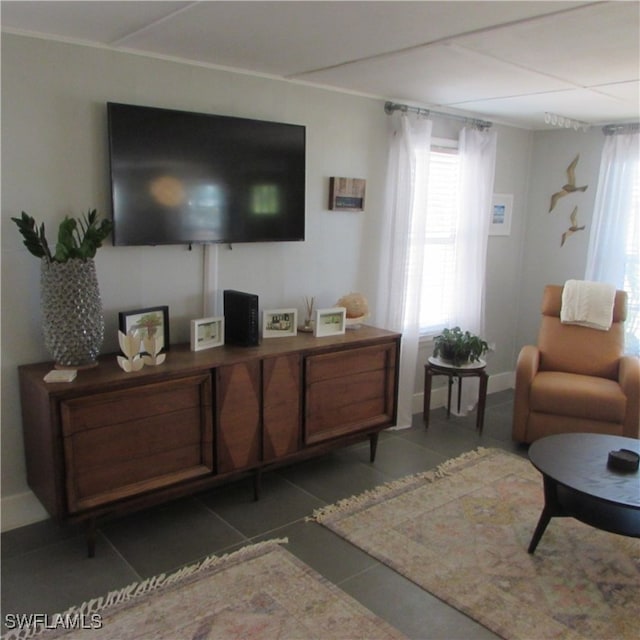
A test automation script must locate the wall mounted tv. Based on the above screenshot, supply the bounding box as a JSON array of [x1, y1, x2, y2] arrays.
[[107, 102, 306, 246]]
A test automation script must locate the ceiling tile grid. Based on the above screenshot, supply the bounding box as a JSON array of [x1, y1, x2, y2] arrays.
[[2, 0, 638, 129]]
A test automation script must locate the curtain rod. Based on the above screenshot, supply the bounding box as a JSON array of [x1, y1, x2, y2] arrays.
[[602, 123, 640, 135], [384, 101, 493, 130]]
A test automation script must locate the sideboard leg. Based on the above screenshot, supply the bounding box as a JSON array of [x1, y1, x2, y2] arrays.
[[253, 469, 262, 501], [369, 433, 379, 462], [85, 518, 96, 558]]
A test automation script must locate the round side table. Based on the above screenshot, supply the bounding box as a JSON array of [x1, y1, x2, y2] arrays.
[[423, 356, 488, 434]]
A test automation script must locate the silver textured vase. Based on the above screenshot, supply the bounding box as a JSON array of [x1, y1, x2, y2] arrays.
[[40, 258, 105, 368]]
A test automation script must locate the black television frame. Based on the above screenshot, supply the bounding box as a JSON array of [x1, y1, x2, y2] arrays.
[[107, 102, 306, 247]]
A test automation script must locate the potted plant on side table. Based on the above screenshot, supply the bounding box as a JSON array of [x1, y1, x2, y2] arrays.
[[433, 326, 489, 367]]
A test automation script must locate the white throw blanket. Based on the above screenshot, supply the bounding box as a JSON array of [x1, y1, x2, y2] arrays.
[[560, 279, 616, 330]]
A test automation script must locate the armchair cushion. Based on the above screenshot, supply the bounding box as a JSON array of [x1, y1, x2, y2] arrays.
[[530, 371, 626, 423]]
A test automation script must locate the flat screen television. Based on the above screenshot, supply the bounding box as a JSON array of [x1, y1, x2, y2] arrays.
[[107, 102, 306, 246]]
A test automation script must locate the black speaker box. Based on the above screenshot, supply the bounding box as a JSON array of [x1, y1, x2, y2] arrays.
[[223, 290, 260, 347]]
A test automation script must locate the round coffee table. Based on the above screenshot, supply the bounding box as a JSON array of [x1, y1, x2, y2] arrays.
[[527, 433, 640, 553]]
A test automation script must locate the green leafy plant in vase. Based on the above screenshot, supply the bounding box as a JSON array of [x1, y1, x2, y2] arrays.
[[433, 327, 489, 366], [12, 209, 113, 369], [12, 209, 113, 263]]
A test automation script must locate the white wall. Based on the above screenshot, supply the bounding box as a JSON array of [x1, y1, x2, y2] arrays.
[[517, 129, 605, 347], [1, 33, 535, 530]]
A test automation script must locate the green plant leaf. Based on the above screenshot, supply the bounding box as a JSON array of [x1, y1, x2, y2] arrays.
[[55, 217, 79, 261], [13, 209, 113, 263], [11, 212, 53, 261]]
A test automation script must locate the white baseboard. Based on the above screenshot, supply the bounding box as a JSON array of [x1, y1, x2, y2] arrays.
[[412, 369, 515, 415], [1, 490, 49, 532]]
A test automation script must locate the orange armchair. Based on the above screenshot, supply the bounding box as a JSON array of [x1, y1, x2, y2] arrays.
[[512, 285, 639, 443]]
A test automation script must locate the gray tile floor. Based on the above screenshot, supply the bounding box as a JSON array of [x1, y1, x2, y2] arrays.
[[2, 390, 527, 639]]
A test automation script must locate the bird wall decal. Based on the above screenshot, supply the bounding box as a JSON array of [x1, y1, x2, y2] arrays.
[[561, 206, 586, 246], [549, 154, 588, 212]]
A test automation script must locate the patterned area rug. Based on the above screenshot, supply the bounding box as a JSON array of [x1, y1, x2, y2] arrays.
[[313, 448, 640, 640], [3, 540, 404, 640]]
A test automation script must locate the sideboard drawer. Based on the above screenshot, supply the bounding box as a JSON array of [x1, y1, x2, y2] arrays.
[[61, 374, 213, 513], [305, 342, 397, 444], [60, 379, 203, 436]]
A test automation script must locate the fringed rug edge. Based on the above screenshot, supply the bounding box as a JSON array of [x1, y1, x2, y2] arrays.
[[310, 446, 514, 523], [3, 538, 289, 640]]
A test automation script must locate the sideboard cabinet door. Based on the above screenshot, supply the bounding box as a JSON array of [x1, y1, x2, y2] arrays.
[[263, 354, 301, 461], [216, 361, 261, 473], [61, 374, 213, 513], [304, 341, 398, 444]]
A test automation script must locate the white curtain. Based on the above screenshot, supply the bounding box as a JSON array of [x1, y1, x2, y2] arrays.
[[451, 125, 497, 414], [585, 129, 639, 355], [376, 113, 433, 428]]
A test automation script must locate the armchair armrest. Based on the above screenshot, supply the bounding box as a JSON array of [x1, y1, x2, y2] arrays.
[[512, 345, 540, 442], [618, 356, 640, 438]]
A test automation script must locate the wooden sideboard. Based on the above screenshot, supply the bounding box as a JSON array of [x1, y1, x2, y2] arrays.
[[18, 326, 400, 555]]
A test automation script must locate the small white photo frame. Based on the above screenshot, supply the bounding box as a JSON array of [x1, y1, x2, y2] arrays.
[[490, 193, 513, 236], [190, 316, 224, 351], [263, 309, 297, 338], [314, 307, 346, 337]]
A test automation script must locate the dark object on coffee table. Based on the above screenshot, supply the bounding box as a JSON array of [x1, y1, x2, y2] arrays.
[[608, 449, 640, 472]]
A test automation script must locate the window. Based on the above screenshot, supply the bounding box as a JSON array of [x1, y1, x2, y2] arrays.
[[419, 145, 460, 334], [586, 130, 639, 356], [623, 169, 639, 354]]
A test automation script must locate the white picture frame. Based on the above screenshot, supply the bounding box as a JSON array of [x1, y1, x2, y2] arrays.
[[490, 193, 513, 236], [190, 316, 224, 351], [262, 308, 297, 338], [314, 307, 347, 337]]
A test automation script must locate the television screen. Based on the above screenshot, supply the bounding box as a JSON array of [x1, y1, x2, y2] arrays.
[[107, 102, 306, 246]]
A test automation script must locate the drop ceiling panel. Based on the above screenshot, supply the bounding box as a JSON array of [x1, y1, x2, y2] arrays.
[[97, 1, 590, 76], [297, 42, 575, 106], [0, 1, 190, 44], [457, 2, 640, 86], [594, 81, 640, 105]]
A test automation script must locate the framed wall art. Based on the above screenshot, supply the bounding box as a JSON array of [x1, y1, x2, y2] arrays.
[[314, 307, 346, 337], [262, 309, 297, 338], [490, 193, 513, 236], [118, 306, 169, 352], [190, 316, 224, 351], [329, 177, 366, 212]]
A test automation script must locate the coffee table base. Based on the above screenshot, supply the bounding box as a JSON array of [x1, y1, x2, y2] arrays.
[[529, 474, 640, 554], [528, 475, 563, 553]]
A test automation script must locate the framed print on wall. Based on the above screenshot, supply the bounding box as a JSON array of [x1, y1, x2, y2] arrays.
[[118, 306, 169, 353], [329, 177, 366, 212], [262, 309, 297, 338], [490, 193, 513, 236], [314, 307, 346, 337], [190, 316, 224, 351]]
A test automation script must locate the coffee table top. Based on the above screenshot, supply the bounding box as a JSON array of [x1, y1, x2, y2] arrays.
[[529, 433, 640, 509]]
